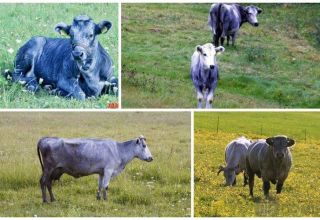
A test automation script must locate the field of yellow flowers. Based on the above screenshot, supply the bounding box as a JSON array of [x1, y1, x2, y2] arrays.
[[194, 112, 320, 217]]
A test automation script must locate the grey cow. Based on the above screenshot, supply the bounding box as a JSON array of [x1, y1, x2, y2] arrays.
[[37, 135, 153, 203], [190, 43, 224, 108], [7, 15, 116, 100], [208, 3, 262, 46], [218, 136, 251, 186], [246, 135, 295, 198]]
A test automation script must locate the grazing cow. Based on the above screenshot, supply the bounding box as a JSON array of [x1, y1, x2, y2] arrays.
[[8, 15, 116, 100], [208, 3, 262, 46], [190, 43, 224, 108], [37, 135, 153, 203], [218, 136, 251, 186], [246, 135, 295, 198]]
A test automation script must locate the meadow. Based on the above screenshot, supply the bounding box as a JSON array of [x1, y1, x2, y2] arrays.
[[122, 4, 320, 108], [0, 4, 118, 108], [0, 112, 191, 217], [194, 112, 320, 217]]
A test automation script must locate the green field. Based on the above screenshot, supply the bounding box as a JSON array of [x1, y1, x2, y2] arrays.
[[0, 112, 191, 217], [194, 112, 320, 216], [0, 4, 118, 108], [122, 4, 320, 108]]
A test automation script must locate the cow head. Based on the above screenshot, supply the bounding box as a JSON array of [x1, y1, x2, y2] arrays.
[[55, 15, 112, 71], [244, 5, 262, 27], [266, 135, 295, 161], [217, 165, 236, 186], [135, 135, 153, 162], [196, 43, 224, 71]]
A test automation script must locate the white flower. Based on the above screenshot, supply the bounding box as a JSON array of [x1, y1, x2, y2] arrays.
[[16, 39, 21, 43], [7, 48, 14, 54]]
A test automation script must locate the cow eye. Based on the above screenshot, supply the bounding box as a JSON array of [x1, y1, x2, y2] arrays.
[[203, 53, 207, 57], [89, 34, 94, 38], [142, 144, 146, 148]]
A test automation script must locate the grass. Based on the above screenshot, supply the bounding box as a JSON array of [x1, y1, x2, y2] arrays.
[[0, 112, 191, 217], [122, 4, 320, 108], [194, 112, 320, 216], [0, 3, 118, 108]]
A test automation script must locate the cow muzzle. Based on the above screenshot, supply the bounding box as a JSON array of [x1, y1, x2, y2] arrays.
[[72, 46, 87, 61], [254, 22, 259, 27], [145, 156, 153, 162], [210, 65, 215, 70]]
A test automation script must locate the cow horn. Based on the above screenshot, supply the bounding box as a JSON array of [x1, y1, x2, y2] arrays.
[[217, 165, 225, 175]]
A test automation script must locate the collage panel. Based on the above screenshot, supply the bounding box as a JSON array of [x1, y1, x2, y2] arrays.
[[0, 112, 191, 217], [0, 3, 119, 108], [122, 3, 320, 109], [194, 112, 320, 217]]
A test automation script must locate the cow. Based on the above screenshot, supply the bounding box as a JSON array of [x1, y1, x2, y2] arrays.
[[190, 43, 224, 108], [37, 135, 153, 203], [7, 15, 116, 100], [208, 3, 262, 46], [246, 135, 295, 198], [217, 136, 251, 186]]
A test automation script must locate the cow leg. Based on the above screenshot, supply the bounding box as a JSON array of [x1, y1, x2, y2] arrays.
[[243, 172, 248, 186], [276, 181, 284, 194], [214, 35, 220, 47], [263, 181, 270, 198], [226, 35, 230, 46], [101, 168, 113, 201], [57, 79, 86, 100], [39, 174, 48, 203], [206, 89, 214, 108], [220, 37, 225, 46], [196, 86, 203, 109], [232, 177, 236, 186], [246, 159, 255, 197], [47, 179, 55, 202], [97, 174, 103, 200], [231, 33, 237, 46]]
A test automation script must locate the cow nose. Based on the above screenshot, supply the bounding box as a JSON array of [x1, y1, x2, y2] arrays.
[[72, 51, 84, 60], [254, 22, 259, 27], [210, 65, 215, 69], [276, 153, 284, 159], [148, 157, 153, 162]]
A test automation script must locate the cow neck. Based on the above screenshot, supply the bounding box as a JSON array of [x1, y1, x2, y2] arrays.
[[117, 140, 136, 166], [238, 5, 247, 26], [266, 147, 287, 177]]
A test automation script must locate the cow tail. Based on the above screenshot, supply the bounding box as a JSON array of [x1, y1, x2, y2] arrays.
[[37, 140, 44, 172]]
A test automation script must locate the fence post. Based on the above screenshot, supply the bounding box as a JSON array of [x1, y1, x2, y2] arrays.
[[217, 116, 220, 134], [304, 129, 307, 143]]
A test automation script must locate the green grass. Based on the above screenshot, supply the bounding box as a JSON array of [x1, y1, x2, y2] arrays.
[[0, 112, 191, 216], [122, 4, 320, 108], [194, 112, 320, 216], [0, 4, 118, 108]]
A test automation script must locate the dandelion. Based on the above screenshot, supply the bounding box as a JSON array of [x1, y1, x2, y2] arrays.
[[7, 48, 14, 54], [16, 39, 21, 43]]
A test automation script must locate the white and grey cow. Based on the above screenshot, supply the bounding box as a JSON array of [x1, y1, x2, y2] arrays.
[[218, 136, 251, 186], [37, 135, 153, 203], [190, 43, 224, 108], [208, 3, 262, 46]]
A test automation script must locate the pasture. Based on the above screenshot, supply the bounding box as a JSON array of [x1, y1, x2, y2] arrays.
[[122, 4, 320, 108], [0, 4, 118, 108], [0, 112, 191, 217], [194, 112, 320, 217]]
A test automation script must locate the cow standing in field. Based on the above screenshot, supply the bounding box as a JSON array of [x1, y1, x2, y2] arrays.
[[7, 15, 117, 100], [190, 43, 224, 108], [246, 135, 295, 198], [208, 3, 262, 46], [218, 136, 251, 186], [37, 135, 153, 203]]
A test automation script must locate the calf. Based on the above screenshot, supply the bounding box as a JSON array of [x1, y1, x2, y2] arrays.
[[9, 15, 116, 100], [37, 135, 153, 203], [208, 4, 262, 46], [218, 136, 251, 186], [190, 43, 224, 108], [246, 135, 295, 198]]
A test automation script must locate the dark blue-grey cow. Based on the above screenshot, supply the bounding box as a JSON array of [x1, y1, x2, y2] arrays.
[[8, 15, 116, 100], [208, 4, 262, 46], [246, 135, 295, 198], [37, 135, 153, 203], [190, 43, 224, 108]]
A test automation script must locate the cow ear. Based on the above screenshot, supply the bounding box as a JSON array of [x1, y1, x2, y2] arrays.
[[95, 20, 112, 35], [55, 22, 71, 35], [215, 46, 225, 54], [196, 45, 203, 54], [287, 138, 295, 147], [266, 137, 274, 146], [136, 138, 140, 144], [257, 7, 263, 14], [217, 165, 224, 175]]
